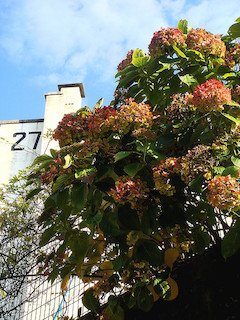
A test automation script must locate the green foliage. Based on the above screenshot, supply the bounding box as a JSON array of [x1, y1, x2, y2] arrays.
[[24, 17, 240, 320]]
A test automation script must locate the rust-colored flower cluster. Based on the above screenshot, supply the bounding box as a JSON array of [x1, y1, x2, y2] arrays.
[[117, 50, 134, 71], [207, 175, 240, 210], [186, 28, 226, 58], [166, 94, 194, 123], [110, 176, 149, 210], [192, 79, 231, 113], [153, 158, 180, 196], [148, 27, 185, 58], [180, 145, 215, 184], [41, 158, 65, 184], [88, 106, 118, 137], [53, 113, 89, 147]]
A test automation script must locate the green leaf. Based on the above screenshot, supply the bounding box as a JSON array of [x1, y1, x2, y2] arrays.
[[93, 97, 104, 110], [50, 149, 58, 158], [222, 220, 240, 258], [38, 159, 55, 170], [26, 188, 42, 200], [113, 254, 129, 272], [178, 74, 198, 87], [189, 174, 204, 192], [52, 174, 71, 193], [192, 226, 210, 254], [106, 296, 124, 320], [231, 156, 240, 168], [71, 183, 88, 211], [213, 166, 225, 175], [228, 22, 240, 40], [222, 166, 239, 178], [99, 208, 122, 236], [153, 279, 170, 298], [177, 19, 192, 34], [135, 286, 154, 312], [114, 151, 133, 162], [185, 49, 204, 61], [131, 49, 151, 67], [172, 45, 187, 59], [33, 154, 53, 165], [132, 48, 145, 59], [221, 112, 240, 124], [40, 225, 55, 247], [134, 240, 164, 267], [82, 288, 100, 314], [124, 163, 144, 177]]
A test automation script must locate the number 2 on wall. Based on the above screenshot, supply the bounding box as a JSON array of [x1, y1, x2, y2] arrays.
[[11, 132, 42, 151]]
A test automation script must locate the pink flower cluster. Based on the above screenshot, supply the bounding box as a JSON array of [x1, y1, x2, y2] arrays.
[[207, 175, 240, 210], [153, 158, 180, 196], [117, 50, 134, 72], [192, 79, 231, 113], [110, 176, 149, 210], [148, 28, 185, 58], [225, 43, 240, 68], [118, 98, 153, 133], [186, 28, 226, 58]]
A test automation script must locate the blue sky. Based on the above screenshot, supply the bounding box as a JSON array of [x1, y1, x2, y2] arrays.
[[0, 0, 239, 121]]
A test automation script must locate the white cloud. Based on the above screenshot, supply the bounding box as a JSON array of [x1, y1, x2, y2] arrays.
[[0, 0, 239, 89]]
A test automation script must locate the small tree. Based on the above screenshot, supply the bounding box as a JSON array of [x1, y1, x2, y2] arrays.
[[0, 170, 48, 319], [30, 18, 240, 319]]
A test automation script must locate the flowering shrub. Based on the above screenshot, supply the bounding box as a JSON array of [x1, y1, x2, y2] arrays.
[[192, 79, 232, 112], [186, 28, 226, 58], [32, 18, 240, 320], [148, 27, 185, 57]]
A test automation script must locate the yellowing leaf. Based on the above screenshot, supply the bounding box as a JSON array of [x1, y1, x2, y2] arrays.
[[61, 274, 70, 292], [147, 285, 161, 302], [164, 248, 180, 269], [166, 277, 179, 301]]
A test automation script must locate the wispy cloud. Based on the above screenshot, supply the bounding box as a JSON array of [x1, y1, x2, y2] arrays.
[[0, 0, 239, 93]]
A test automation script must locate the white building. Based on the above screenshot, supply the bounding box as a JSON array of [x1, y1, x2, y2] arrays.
[[0, 83, 88, 320]]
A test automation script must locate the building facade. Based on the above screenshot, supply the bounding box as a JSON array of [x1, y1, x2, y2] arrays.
[[0, 83, 88, 320]]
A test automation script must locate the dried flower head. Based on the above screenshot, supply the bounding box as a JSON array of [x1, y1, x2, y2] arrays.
[[207, 175, 240, 210]]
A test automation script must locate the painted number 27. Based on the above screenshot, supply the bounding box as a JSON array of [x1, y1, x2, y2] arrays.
[[11, 132, 42, 151]]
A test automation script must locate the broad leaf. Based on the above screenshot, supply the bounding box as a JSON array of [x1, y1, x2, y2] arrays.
[[124, 163, 144, 177], [52, 174, 71, 193], [177, 19, 192, 34], [222, 220, 240, 258], [114, 151, 133, 162], [82, 288, 100, 314]]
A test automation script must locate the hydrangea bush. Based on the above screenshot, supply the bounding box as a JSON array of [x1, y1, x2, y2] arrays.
[[30, 18, 240, 319]]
